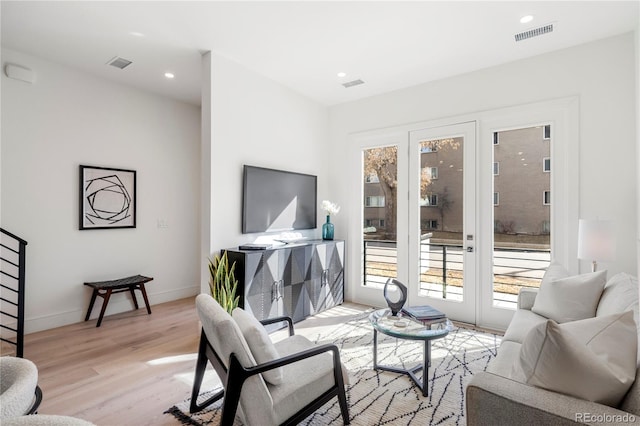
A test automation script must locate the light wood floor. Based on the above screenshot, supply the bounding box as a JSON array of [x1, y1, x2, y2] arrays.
[[20, 297, 372, 426], [19, 297, 489, 425], [22, 296, 201, 425]]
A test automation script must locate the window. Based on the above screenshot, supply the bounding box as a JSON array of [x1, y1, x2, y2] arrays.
[[543, 157, 551, 172], [493, 192, 499, 206], [543, 125, 551, 140], [424, 219, 438, 229], [365, 173, 380, 183], [424, 194, 438, 206], [543, 191, 551, 205], [425, 166, 438, 179], [493, 162, 499, 175], [365, 196, 385, 207], [365, 219, 386, 228], [493, 132, 499, 145]]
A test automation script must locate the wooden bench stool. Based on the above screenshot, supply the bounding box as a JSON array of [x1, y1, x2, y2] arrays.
[[84, 275, 153, 327]]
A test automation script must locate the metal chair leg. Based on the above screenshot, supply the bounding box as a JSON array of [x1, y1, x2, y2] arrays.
[[190, 331, 224, 413]]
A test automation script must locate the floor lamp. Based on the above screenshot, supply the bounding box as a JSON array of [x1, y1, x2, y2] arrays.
[[577, 219, 616, 272]]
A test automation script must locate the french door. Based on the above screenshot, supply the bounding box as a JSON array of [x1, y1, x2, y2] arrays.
[[408, 122, 477, 324], [352, 98, 576, 330], [354, 123, 477, 325]]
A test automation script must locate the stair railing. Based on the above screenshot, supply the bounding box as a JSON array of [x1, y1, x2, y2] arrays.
[[1, 228, 28, 357]]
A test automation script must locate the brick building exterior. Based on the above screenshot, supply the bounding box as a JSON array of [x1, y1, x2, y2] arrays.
[[363, 125, 551, 238]]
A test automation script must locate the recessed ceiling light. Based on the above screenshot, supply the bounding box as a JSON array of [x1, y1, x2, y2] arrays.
[[129, 31, 145, 37], [164, 72, 175, 79], [520, 15, 534, 24], [337, 72, 346, 78]]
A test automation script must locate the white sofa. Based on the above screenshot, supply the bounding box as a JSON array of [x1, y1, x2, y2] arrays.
[[467, 270, 640, 425]]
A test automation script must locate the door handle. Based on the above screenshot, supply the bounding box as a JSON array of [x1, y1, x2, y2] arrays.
[[272, 281, 283, 301]]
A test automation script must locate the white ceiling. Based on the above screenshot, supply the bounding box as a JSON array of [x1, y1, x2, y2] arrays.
[[2, 1, 638, 107]]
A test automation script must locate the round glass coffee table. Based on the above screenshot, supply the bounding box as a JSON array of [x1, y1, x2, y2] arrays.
[[369, 308, 454, 396]]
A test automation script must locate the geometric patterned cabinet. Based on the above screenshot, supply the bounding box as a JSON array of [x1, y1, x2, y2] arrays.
[[225, 240, 344, 323]]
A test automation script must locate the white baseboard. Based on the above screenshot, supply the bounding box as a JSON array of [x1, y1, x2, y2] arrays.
[[24, 286, 200, 334]]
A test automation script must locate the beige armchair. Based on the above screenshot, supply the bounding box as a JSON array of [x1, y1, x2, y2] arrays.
[[190, 294, 350, 425]]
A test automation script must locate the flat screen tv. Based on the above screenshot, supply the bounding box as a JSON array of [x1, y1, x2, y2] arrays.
[[242, 165, 317, 234]]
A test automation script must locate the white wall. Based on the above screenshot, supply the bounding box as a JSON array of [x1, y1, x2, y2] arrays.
[[201, 52, 329, 292], [1, 48, 201, 332], [329, 33, 637, 298], [636, 27, 640, 282], [636, 27, 640, 281]]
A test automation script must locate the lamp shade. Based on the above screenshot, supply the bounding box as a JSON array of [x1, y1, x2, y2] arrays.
[[577, 219, 616, 262]]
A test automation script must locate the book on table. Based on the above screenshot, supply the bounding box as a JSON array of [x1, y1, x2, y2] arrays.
[[401, 305, 446, 321]]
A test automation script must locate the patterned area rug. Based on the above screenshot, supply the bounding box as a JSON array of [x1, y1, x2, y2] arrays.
[[165, 311, 501, 425]]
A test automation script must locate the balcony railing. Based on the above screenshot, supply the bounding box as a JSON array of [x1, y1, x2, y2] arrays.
[[363, 237, 551, 308], [362, 239, 398, 287]]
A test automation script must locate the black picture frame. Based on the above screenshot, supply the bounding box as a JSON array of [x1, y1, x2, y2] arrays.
[[79, 165, 136, 230]]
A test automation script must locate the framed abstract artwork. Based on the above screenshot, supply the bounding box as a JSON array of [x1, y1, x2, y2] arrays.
[[79, 165, 136, 230]]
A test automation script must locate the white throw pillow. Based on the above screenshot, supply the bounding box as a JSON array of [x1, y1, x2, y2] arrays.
[[540, 261, 570, 285], [531, 269, 607, 323], [511, 311, 637, 407], [597, 273, 639, 318], [596, 273, 640, 367], [232, 308, 284, 385]]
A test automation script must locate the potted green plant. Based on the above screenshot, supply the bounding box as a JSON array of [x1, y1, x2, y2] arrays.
[[208, 251, 240, 314]]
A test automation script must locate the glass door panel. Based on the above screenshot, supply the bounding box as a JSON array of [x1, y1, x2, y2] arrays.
[[418, 137, 464, 301], [409, 122, 476, 324], [362, 145, 399, 288], [492, 126, 551, 309]]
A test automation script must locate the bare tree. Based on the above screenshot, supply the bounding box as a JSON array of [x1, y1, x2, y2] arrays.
[[364, 147, 398, 239], [363, 138, 458, 239], [436, 187, 453, 231]]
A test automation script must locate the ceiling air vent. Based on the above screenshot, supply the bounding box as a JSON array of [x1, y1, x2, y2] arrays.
[[107, 56, 133, 69], [342, 79, 364, 88], [515, 24, 554, 42]]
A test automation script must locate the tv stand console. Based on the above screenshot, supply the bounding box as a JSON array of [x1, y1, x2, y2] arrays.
[[225, 240, 344, 323]]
